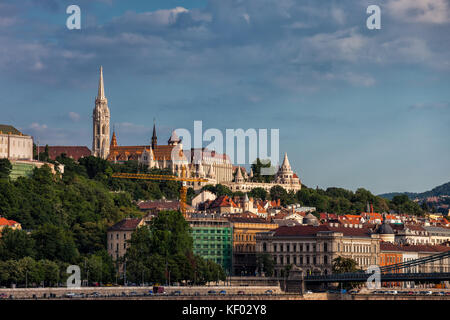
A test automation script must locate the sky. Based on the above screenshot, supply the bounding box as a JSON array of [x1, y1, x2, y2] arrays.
[[1, 0, 450, 195]]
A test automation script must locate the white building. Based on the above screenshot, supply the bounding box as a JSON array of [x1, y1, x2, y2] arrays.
[[0, 125, 33, 161], [223, 153, 302, 193]]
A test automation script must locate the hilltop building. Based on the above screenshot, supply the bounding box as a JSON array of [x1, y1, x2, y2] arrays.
[[222, 153, 301, 193], [0, 124, 33, 161]]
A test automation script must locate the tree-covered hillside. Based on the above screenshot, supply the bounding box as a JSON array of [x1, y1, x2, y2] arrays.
[[379, 181, 450, 200]]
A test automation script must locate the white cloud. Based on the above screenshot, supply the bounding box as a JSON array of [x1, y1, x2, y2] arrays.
[[387, 0, 450, 24], [119, 6, 189, 27], [69, 112, 80, 122], [29, 122, 48, 131], [242, 13, 250, 24]]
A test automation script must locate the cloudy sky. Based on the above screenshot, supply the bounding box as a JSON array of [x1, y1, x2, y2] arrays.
[[1, 0, 450, 194]]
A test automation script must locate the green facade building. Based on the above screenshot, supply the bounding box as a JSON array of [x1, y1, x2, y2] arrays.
[[9, 161, 35, 180], [188, 218, 233, 274]]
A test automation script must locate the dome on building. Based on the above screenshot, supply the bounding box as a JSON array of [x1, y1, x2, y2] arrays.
[[377, 223, 394, 235], [303, 213, 319, 226]]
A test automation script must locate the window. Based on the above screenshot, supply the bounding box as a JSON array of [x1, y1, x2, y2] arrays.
[[324, 243, 328, 252]]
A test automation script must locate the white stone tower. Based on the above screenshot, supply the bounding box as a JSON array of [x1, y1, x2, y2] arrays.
[[92, 66, 110, 159]]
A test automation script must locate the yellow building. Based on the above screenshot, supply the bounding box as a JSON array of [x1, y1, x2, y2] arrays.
[[226, 216, 278, 275]]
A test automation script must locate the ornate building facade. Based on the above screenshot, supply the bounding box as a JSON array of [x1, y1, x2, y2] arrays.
[[223, 153, 302, 193]]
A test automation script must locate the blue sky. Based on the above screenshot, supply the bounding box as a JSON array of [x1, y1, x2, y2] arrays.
[[1, 0, 450, 194]]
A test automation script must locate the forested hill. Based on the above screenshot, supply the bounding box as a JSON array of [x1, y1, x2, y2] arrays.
[[379, 181, 450, 200]]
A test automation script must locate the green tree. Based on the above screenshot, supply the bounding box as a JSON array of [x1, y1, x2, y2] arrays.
[[332, 256, 360, 273], [0, 228, 35, 261], [251, 158, 275, 183], [32, 224, 79, 263], [78, 156, 111, 179], [0, 159, 12, 179], [270, 185, 288, 205], [248, 188, 268, 201]]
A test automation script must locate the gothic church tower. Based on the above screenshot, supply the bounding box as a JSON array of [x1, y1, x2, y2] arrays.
[[92, 66, 110, 159]]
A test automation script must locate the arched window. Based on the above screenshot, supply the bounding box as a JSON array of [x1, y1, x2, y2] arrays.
[[102, 125, 107, 135]]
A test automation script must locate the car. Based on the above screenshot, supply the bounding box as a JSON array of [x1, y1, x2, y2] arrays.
[[207, 290, 217, 295], [172, 291, 182, 296], [305, 290, 313, 294], [237, 291, 245, 295], [265, 290, 273, 295], [129, 291, 139, 296], [65, 292, 76, 298], [433, 292, 444, 296], [193, 292, 201, 296], [445, 292, 450, 296], [90, 292, 101, 297], [219, 290, 226, 295], [407, 291, 414, 295], [424, 291, 433, 295], [0, 293, 8, 299], [148, 290, 154, 295]]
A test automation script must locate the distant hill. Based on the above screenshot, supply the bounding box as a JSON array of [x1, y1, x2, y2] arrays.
[[379, 181, 450, 200]]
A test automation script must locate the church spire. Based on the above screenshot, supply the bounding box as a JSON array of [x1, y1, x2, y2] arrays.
[[93, 66, 110, 159], [97, 66, 106, 100], [110, 130, 117, 148], [151, 120, 157, 149]]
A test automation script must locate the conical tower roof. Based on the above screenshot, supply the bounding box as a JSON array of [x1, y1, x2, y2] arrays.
[[97, 66, 106, 101], [281, 153, 291, 169], [168, 130, 181, 145], [110, 131, 117, 147], [235, 166, 244, 182]]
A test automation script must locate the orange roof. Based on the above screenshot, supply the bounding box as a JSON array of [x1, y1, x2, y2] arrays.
[[0, 217, 18, 226]]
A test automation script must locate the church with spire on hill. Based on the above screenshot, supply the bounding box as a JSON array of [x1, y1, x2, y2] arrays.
[[90, 66, 301, 192]]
